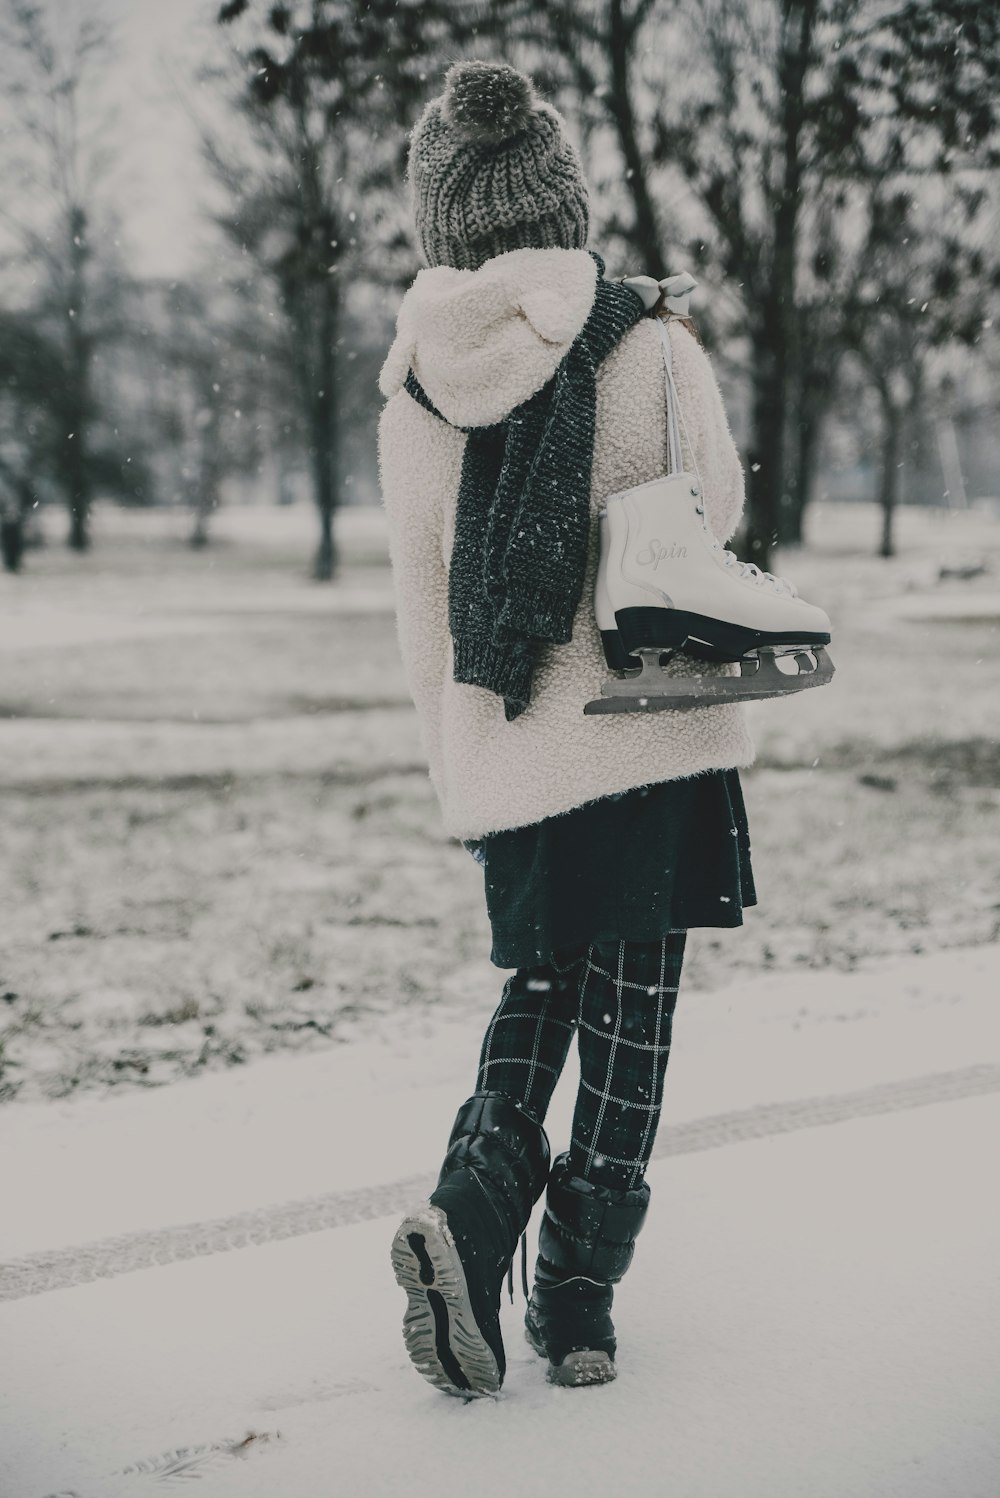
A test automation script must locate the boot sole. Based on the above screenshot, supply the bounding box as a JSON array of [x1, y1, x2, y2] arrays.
[[524, 1319, 617, 1387], [390, 1204, 502, 1398]]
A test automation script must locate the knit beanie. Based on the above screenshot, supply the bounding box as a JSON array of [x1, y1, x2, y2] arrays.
[[406, 60, 591, 272]]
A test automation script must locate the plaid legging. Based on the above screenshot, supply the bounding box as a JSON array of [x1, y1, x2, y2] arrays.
[[475, 935, 686, 1191]]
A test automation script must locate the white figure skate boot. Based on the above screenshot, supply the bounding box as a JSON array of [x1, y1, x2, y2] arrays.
[[585, 317, 833, 714]]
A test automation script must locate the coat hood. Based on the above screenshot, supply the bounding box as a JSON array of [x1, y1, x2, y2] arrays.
[[378, 247, 598, 428]]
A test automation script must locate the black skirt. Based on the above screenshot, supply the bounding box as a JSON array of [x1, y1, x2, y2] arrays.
[[463, 770, 756, 970]]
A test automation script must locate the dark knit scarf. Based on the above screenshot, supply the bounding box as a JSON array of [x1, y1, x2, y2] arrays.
[[404, 249, 646, 721]]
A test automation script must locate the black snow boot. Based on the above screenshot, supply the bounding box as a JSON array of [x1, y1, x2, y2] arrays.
[[391, 1091, 550, 1397], [524, 1151, 650, 1386]]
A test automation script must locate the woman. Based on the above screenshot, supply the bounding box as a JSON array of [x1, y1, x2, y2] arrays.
[[379, 60, 758, 1396]]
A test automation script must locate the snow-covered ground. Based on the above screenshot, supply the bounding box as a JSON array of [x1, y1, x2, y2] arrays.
[[1, 500, 999, 1101], [1, 943, 998, 1496], [2, 500, 999, 1492]]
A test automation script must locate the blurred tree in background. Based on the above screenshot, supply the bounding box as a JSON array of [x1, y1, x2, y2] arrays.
[[210, 0, 464, 578], [0, 309, 62, 569], [120, 276, 290, 547], [0, 0, 137, 551], [841, 185, 992, 557], [0, 0, 311, 569], [490, 0, 1000, 564]]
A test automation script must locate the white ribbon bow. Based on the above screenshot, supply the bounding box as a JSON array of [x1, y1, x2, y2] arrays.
[[620, 270, 699, 317]]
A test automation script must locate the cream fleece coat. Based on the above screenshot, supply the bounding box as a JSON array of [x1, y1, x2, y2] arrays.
[[377, 246, 755, 839]]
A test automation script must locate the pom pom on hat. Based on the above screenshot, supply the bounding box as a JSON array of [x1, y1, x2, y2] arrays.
[[441, 60, 536, 146], [407, 59, 590, 270]]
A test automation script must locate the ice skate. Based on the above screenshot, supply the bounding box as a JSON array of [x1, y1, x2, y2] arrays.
[[585, 319, 833, 715]]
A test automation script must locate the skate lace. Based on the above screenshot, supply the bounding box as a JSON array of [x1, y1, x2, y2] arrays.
[[696, 509, 799, 598], [718, 544, 798, 597]]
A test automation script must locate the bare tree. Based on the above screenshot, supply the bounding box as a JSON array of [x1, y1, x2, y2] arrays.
[[498, 0, 1000, 565], [168, 277, 296, 544], [203, 4, 417, 576], [0, 0, 123, 551], [842, 186, 992, 557], [0, 310, 61, 570]]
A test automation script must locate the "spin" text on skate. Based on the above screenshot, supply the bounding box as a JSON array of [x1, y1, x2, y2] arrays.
[[634, 539, 688, 568]]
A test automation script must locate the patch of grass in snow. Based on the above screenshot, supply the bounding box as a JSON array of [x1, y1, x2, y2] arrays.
[[138, 996, 204, 1026], [2, 756, 998, 1102]]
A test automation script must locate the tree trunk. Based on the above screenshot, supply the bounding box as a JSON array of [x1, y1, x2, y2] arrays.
[[1, 472, 36, 571], [744, 3, 815, 568], [1, 515, 24, 573], [784, 389, 824, 545], [65, 208, 92, 552], [878, 396, 902, 559], [311, 286, 339, 582], [190, 504, 212, 548], [745, 322, 787, 569], [607, 0, 662, 269], [190, 405, 222, 548], [68, 496, 88, 551]]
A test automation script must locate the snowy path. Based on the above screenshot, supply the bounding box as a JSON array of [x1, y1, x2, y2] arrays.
[[3, 1062, 998, 1306], [1, 946, 998, 1496]]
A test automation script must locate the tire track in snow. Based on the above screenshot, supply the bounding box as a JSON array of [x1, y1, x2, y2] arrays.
[[2, 1062, 998, 1304]]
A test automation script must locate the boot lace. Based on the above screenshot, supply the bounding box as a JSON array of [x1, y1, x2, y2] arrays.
[[507, 1231, 530, 1304], [464, 1158, 533, 1305]]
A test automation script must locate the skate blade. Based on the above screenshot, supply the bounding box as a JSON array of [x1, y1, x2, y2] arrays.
[[584, 646, 834, 714], [390, 1205, 501, 1398], [547, 1350, 617, 1387]]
